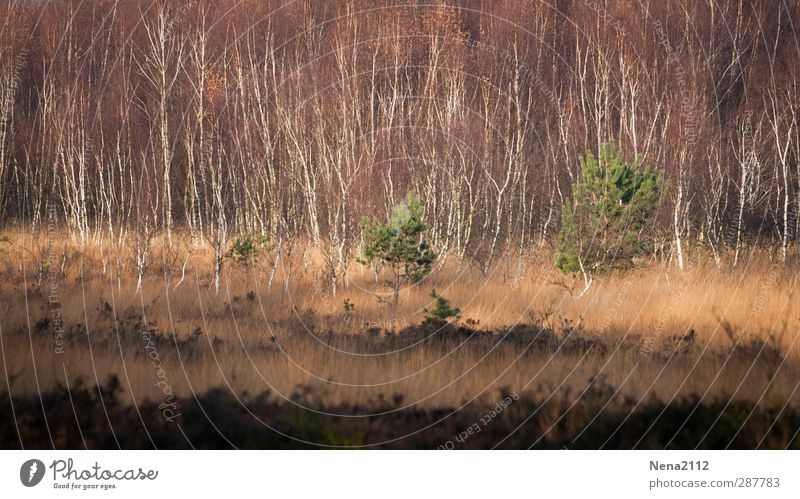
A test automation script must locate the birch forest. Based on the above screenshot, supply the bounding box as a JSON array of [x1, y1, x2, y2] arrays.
[[1, 0, 799, 284], [4, 0, 800, 451]]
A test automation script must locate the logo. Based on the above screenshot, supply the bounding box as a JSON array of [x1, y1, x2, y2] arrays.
[[20, 459, 45, 487]]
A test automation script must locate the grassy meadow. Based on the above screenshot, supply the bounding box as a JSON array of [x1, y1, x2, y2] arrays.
[[1, 230, 798, 448]]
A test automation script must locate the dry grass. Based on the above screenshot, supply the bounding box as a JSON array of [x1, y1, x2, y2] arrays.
[[1, 229, 799, 410]]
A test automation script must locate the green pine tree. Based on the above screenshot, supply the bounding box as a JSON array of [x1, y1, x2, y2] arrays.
[[359, 192, 437, 308], [228, 234, 272, 265], [423, 289, 461, 325], [556, 143, 666, 275]]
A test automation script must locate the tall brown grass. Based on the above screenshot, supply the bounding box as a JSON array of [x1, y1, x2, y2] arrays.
[[1, 229, 798, 410]]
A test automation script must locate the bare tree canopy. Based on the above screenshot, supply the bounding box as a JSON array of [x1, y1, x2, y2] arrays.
[[0, 0, 798, 275]]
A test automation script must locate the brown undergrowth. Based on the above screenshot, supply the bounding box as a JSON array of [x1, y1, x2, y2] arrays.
[[1, 230, 798, 411]]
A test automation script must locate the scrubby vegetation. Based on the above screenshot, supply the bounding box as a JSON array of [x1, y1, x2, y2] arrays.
[[2, 232, 799, 449], [3, 376, 798, 449]]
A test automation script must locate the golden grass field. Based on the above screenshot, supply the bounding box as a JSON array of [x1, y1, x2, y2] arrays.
[[1, 229, 799, 413]]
